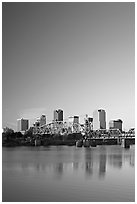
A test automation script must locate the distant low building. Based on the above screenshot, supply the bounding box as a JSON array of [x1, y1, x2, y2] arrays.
[[84, 115, 93, 132], [33, 121, 40, 128], [40, 114, 46, 126], [68, 116, 80, 133], [88, 117, 93, 123], [33, 117, 40, 128], [109, 119, 123, 132], [68, 116, 79, 124], [17, 118, 29, 132]]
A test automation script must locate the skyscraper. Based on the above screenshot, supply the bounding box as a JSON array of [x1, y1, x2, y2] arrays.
[[58, 109, 63, 121], [93, 109, 106, 130], [54, 110, 58, 122], [53, 109, 63, 122], [17, 118, 29, 132]]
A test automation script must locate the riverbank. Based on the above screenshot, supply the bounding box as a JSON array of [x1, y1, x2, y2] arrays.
[[2, 132, 135, 148], [2, 133, 82, 147]]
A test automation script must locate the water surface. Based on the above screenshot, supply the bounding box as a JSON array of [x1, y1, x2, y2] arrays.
[[2, 145, 135, 202]]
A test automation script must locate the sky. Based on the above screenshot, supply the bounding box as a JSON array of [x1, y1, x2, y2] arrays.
[[2, 2, 135, 131]]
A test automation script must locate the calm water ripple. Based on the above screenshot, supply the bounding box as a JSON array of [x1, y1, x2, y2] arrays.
[[2, 145, 135, 202]]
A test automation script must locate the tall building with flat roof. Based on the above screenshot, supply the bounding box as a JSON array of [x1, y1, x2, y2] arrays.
[[109, 119, 123, 132], [53, 109, 63, 122], [58, 109, 63, 121], [17, 118, 29, 132], [93, 109, 106, 130], [54, 110, 58, 122]]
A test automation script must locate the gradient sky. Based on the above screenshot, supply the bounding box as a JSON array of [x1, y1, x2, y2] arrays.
[[2, 2, 135, 131]]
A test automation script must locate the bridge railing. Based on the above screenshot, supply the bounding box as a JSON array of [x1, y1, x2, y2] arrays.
[[33, 123, 135, 138]]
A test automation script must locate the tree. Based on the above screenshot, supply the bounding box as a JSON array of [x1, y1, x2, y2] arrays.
[[3, 127, 14, 134]]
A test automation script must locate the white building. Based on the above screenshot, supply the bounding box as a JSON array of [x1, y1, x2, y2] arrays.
[[93, 109, 106, 130]]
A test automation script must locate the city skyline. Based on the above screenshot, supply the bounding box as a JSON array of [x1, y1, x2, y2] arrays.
[[2, 2, 135, 131], [16, 108, 126, 132]]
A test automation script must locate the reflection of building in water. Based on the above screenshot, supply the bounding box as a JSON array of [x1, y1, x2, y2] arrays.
[[123, 151, 135, 167], [130, 154, 135, 167], [84, 149, 93, 176], [54, 162, 64, 176], [108, 154, 122, 168], [73, 162, 79, 170], [99, 154, 106, 178], [21, 162, 42, 173], [85, 162, 93, 176]]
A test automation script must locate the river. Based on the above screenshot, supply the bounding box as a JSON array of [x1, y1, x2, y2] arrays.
[[2, 145, 135, 202]]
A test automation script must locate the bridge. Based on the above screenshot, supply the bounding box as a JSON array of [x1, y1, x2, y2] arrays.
[[85, 136, 135, 148], [32, 120, 135, 148]]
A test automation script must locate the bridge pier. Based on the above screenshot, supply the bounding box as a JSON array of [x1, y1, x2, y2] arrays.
[[121, 138, 135, 148], [117, 137, 122, 145], [35, 138, 41, 146], [121, 139, 130, 148]]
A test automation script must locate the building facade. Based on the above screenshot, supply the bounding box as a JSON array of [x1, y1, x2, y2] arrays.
[[53, 109, 63, 122], [68, 116, 79, 124], [109, 119, 123, 132], [68, 116, 80, 133], [88, 117, 93, 123], [93, 109, 106, 130], [84, 116, 93, 132], [17, 118, 29, 132], [40, 114, 46, 126]]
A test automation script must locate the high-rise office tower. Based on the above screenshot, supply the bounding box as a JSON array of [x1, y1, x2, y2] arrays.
[[93, 109, 106, 130], [53, 109, 63, 122], [17, 118, 29, 132], [109, 119, 123, 132], [54, 110, 58, 121], [58, 109, 63, 121]]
